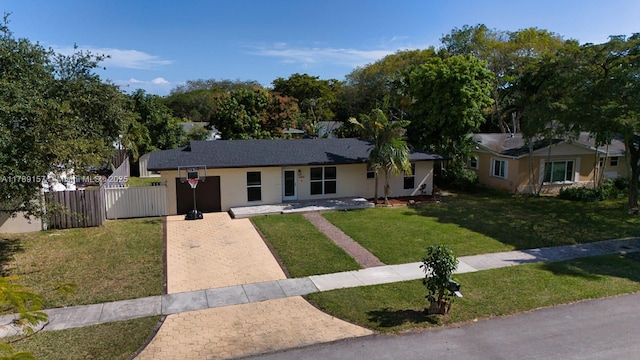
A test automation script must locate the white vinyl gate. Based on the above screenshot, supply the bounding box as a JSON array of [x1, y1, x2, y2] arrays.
[[104, 186, 167, 219]]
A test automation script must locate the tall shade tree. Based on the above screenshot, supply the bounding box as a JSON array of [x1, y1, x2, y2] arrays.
[[343, 49, 437, 123], [128, 89, 184, 156], [169, 78, 261, 95], [511, 34, 640, 209], [0, 18, 130, 217], [210, 87, 300, 140], [440, 24, 565, 133], [163, 89, 222, 123], [349, 109, 411, 204], [509, 40, 583, 194], [407, 55, 494, 186], [576, 35, 640, 210]]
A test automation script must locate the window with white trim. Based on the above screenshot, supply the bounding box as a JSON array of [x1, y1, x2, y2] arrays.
[[247, 171, 262, 201], [310, 167, 336, 195], [366, 165, 375, 179], [404, 163, 416, 189], [469, 156, 478, 170], [543, 160, 574, 183], [491, 159, 507, 179]]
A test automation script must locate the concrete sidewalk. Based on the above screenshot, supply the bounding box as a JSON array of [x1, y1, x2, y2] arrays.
[[2, 236, 638, 339]]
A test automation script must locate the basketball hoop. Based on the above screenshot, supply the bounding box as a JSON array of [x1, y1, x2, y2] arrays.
[[188, 178, 199, 189]]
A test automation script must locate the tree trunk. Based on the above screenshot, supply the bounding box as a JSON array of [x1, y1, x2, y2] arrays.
[[528, 140, 539, 195], [627, 139, 639, 212], [373, 171, 379, 204], [384, 170, 391, 205]]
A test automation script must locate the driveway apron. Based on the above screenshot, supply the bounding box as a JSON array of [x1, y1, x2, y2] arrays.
[[136, 213, 372, 359]]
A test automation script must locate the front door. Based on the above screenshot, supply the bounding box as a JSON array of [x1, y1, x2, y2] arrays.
[[282, 170, 297, 201]]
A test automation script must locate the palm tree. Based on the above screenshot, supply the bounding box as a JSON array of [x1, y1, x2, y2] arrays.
[[349, 109, 411, 205]]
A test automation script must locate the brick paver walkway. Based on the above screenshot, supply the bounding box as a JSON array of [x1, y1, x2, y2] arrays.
[[303, 212, 385, 268], [136, 213, 372, 359]]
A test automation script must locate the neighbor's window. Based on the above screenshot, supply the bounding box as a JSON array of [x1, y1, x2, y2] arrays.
[[404, 163, 416, 189], [610, 156, 619, 167], [247, 171, 261, 201], [599, 157, 605, 168], [469, 156, 478, 170], [366, 165, 375, 179], [491, 159, 507, 179], [310, 166, 337, 195], [543, 160, 574, 183]]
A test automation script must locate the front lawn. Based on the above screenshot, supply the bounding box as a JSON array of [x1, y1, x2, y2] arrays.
[[322, 192, 640, 264], [0, 218, 164, 309], [252, 214, 361, 277], [9, 316, 161, 360], [307, 253, 640, 333]]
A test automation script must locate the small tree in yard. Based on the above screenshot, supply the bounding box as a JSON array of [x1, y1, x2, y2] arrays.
[[420, 245, 459, 315]]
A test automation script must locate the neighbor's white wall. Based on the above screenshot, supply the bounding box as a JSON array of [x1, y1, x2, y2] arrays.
[[0, 212, 42, 234]]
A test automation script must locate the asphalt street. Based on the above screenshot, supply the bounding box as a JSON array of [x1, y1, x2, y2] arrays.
[[245, 292, 640, 360]]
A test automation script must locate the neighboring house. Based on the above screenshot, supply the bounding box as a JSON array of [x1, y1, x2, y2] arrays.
[[147, 138, 444, 214], [138, 152, 161, 178], [318, 121, 342, 138], [470, 132, 628, 194], [181, 122, 222, 141]]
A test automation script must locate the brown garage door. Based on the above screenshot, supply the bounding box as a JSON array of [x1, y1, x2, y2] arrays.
[[176, 176, 221, 214]]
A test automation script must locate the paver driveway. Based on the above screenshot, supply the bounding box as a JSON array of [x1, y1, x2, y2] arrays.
[[137, 213, 372, 359]]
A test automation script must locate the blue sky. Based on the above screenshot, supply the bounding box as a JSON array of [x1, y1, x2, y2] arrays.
[[3, 0, 638, 95]]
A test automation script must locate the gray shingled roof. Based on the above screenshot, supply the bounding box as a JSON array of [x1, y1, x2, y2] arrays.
[[147, 138, 444, 171], [472, 132, 626, 158]]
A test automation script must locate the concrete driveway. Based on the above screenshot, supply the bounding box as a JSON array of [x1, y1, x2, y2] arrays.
[[136, 213, 372, 359]]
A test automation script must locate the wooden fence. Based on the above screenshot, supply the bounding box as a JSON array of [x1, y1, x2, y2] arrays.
[[45, 188, 106, 229]]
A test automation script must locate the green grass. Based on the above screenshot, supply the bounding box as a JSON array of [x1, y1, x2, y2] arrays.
[[9, 316, 161, 360], [127, 177, 162, 187], [0, 218, 164, 309], [322, 191, 640, 264], [307, 253, 640, 333], [252, 214, 361, 277]]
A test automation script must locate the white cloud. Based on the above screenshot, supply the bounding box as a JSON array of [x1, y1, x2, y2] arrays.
[[115, 77, 173, 95], [248, 43, 398, 68], [54, 46, 173, 70], [151, 77, 170, 85]]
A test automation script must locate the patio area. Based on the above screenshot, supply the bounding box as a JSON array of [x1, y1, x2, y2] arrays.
[[229, 197, 374, 218]]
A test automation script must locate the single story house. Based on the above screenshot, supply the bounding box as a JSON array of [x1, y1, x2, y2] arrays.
[[470, 132, 629, 194], [147, 138, 444, 214]]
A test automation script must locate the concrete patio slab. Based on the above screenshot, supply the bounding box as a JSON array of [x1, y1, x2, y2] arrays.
[[230, 197, 374, 218]]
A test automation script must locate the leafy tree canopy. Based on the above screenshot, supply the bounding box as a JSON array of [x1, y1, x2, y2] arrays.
[[209, 87, 300, 140], [0, 17, 130, 216], [272, 73, 341, 128]]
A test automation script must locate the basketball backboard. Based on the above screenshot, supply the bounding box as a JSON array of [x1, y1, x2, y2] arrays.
[[178, 165, 207, 183]]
